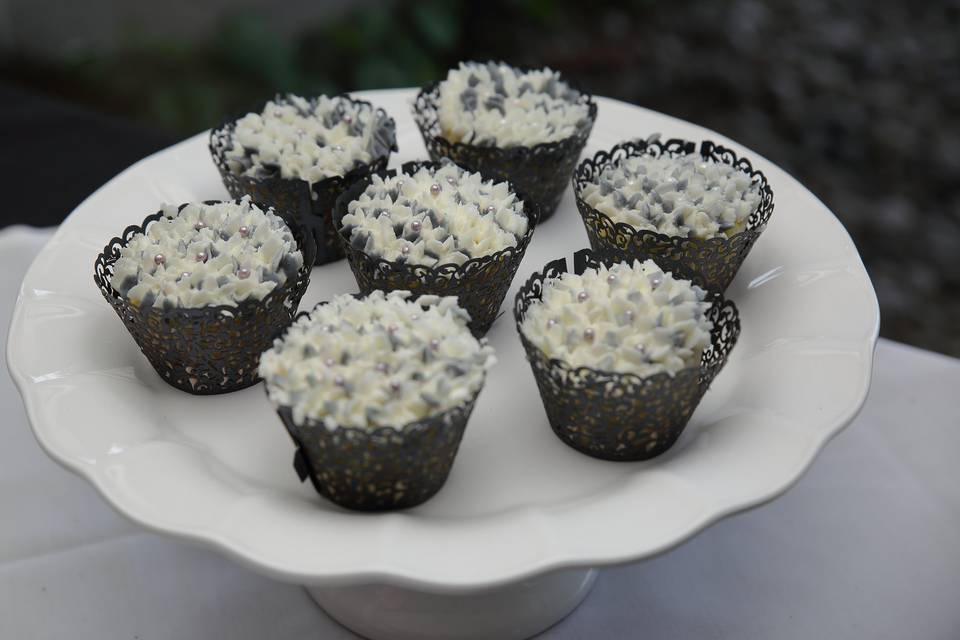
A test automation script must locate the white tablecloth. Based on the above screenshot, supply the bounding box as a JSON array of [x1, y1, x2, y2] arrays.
[[2, 226, 958, 640]]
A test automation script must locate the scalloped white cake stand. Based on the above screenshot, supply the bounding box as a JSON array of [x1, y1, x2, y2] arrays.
[[7, 89, 879, 640]]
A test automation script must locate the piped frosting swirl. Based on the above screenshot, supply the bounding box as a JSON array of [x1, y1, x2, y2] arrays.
[[260, 290, 496, 429]]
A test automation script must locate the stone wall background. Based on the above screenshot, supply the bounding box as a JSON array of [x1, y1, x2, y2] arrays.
[[3, 0, 957, 355]]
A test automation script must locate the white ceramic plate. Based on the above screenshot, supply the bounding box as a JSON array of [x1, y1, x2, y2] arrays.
[[7, 89, 879, 592]]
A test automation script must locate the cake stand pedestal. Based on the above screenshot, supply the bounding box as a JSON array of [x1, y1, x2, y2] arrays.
[[306, 568, 598, 640]]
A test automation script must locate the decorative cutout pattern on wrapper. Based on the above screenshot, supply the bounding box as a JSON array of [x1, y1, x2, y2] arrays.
[[264, 292, 490, 512], [275, 396, 479, 511], [514, 249, 740, 461], [210, 94, 397, 265], [574, 138, 774, 292], [93, 203, 316, 395]]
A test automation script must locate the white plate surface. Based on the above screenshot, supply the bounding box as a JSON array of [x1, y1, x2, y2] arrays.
[[7, 89, 879, 592]]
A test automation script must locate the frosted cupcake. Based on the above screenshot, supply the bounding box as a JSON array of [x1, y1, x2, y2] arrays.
[[414, 62, 596, 221], [94, 197, 314, 394], [574, 138, 774, 291], [334, 160, 537, 336], [210, 94, 397, 265], [260, 290, 495, 510], [514, 249, 739, 460]]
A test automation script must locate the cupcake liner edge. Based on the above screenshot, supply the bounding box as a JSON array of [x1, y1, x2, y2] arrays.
[[332, 160, 540, 336], [93, 201, 314, 395], [571, 137, 774, 291], [513, 248, 740, 461]]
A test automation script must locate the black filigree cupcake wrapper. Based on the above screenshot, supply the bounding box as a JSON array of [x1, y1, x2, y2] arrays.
[[413, 78, 597, 222], [93, 201, 316, 395], [333, 160, 540, 337], [513, 248, 740, 461], [209, 94, 398, 266], [273, 393, 479, 511], [574, 138, 774, 292]]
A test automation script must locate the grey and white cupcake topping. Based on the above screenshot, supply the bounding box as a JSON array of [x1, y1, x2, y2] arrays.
[[579, 153, 762, 239], [435, 62, 592, 147], [520, 260, 713, 377], [340, 163, 528, 267], [259, 290, 496, 430], [111, 197, 303, 309], [226, 94, 395, 185]]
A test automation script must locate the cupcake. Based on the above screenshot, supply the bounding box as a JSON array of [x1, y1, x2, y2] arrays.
[[514, 249, 739, 461], [574, 138, 774, 291], [209, 93, 397, 265], [334, 160, 538, 336], [259, 290, 495, 510], [414, 62, 596, 221], [93, 197, 315, 394]]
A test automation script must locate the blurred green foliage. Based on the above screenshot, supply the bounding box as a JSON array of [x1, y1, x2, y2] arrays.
[[6, 0, 653, 134], [12, 0, 503, 133], [4, 0, 658, 133]]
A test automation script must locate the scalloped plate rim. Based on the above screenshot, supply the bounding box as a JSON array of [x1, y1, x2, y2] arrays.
[[7, 89, 879, 592]]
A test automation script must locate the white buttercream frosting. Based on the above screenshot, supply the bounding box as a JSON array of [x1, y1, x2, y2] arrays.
[[520, 260, 713, 377], [579, 153, 762, 239], [435, 62, 592, 147], [110, 197, 303, 309], [259, 290, 496, 429], [339, 162, 528, 267], [225, 94, 395, 185]]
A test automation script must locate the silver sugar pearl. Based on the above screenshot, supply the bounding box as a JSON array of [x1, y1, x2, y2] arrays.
[[607, 273, 618, 285], [625, 309, 635, 321], [445, 176, 456, 186], [577, 290, 589, 303], [325, 358, 336, 367], [375, 362, 389, 373], [649, 273, 664, 289], [484, 204, 496, 215], [546, 318, 557, 328], [195, 251, 208, 262], [153, 253, 166, 266], [429, 339, 440, 350], [430, 183, 441, 196], [396, 179, 404, 190], [410, 220, 422, 232], [180, 271, 191, 280], [401, 244, 411, 255], [583, 328, 595, 341], [332, 144, 343, 152], [237, 267, 251, 280], [410, 313, 420, 321], [238, 226, 250, 238], [342, 114, 352, 124], [194, 221, 206, 231], [634, 343, 647, 354]]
